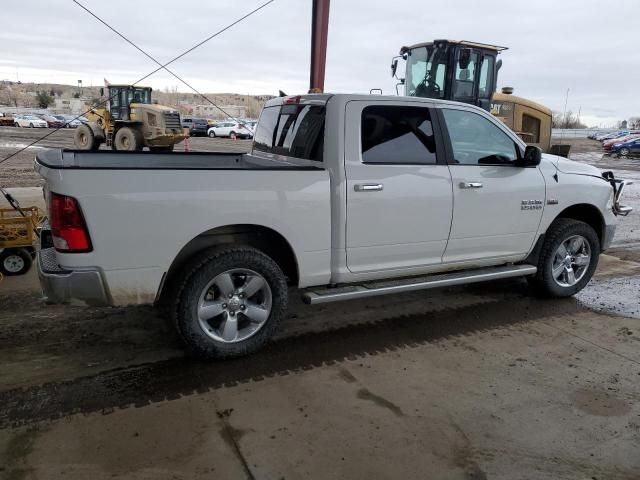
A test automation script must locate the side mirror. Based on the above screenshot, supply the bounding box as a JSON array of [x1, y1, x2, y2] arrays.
[[391, 59, 398, 78], [522, 145, 542, 167]]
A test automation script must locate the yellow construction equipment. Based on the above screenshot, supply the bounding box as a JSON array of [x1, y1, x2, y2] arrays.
[[0, 206, 44, 276], [75, 85, 186, 152]]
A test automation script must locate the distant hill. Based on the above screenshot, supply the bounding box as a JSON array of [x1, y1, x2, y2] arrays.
[[0, 81, 275, 118]]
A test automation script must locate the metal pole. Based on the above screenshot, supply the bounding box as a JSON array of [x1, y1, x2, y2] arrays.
[[562, 88, 569, 128], [310, 0, 330, 93]]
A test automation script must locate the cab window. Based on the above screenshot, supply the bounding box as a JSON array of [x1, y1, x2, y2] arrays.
[[361, 105, 437, 164], [442, 109, 518, 165]]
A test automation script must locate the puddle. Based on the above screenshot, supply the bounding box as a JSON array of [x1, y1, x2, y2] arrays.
[[577, 276, 640, 319]]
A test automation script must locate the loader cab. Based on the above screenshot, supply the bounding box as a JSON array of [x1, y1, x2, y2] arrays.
[[103, 85, 152, 121], [392, 40, 506, 112]]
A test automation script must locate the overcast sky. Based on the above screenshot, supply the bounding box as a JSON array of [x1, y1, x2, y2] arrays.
[[2, 0, 638, 126]]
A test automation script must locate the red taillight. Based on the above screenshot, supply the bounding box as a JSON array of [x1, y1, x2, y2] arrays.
[[49, 193, 92, 253]]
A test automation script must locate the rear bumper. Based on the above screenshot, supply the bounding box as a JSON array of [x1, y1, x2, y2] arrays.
[[37, 247, 111, 306]]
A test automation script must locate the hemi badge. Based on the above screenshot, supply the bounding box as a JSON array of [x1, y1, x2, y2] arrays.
[[547, 199, 559, 205]]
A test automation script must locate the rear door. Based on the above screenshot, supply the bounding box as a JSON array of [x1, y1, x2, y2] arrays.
[[439, 107, 546, 262], [344, 100, 453, 273]]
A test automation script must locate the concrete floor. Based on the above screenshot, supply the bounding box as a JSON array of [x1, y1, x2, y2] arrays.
[[0, 137, 639, 479]]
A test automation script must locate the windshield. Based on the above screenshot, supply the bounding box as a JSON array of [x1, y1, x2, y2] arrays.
[[405, 46, 448, 99], [125, 87, 151, 104]]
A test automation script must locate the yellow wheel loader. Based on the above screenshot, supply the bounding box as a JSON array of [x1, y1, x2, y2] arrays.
[[75, 85, 186, 152]]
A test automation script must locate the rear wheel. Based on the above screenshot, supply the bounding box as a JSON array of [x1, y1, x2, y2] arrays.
[[13, 122, 19, 128], [74, 124, 99, 151], [114, 127, 143, 151], [530, 219, 599, 297], [0, 248, 32, 276], [172, 247, 288, 359]]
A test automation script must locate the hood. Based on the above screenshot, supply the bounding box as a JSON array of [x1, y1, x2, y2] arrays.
[[132, 103, 179, 114], [541, 153, 602, 178]]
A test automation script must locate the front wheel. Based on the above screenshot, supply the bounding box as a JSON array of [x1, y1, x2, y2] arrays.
[[530, 219, 600, 297], [172, 247, 288, 359], [619, 148, 630, 156], [229, 131, 236, 140], [208, 130, 216, 138], [114, 126, 143, 151], [29, 123, 34, 128]]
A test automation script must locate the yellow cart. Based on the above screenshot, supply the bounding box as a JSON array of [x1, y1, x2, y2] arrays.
[[0, 206, 44, 276]]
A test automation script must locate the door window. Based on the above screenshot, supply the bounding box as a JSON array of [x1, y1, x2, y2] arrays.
[[478, 56, 494, 99], [361, 105, 437, 164], [442, 109, 518, 165], [453, 51, 478, 102]]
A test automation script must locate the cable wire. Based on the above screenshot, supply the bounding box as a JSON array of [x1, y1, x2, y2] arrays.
[[0, 0, 274, 170], [73, 0, 261, 124]]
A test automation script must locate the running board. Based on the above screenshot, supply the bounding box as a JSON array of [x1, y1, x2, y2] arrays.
[[301, 264, 537, 305]]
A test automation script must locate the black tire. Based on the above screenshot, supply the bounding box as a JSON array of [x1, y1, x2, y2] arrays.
[[208, 130, 216, 138], [149, 145, 174, 152], [13, 122, 19, 128], [29, 123, 34, 128], [620, 148, 630, 156], [229, 131, 236, 140], [0, 248, 32, 276], [530, 218, 600, 297], [74, 124, 99, 151], [114, 126, 143, 151], [172, 247, 288, 359]]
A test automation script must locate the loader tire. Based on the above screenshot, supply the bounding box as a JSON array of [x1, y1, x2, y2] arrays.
[[74, 124, 99, 151], [114, 127, 143, 151]]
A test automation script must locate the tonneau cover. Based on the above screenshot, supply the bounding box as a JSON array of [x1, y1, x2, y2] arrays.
[[35, 149, 322, 170]]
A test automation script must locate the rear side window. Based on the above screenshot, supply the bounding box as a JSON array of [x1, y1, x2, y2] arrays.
[[254, 104, 325, 161], [361, 105, 437, 164]]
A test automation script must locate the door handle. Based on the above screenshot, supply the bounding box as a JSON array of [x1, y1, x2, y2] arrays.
[[354, 183, 384, 192], [459, 182, 483, 189]]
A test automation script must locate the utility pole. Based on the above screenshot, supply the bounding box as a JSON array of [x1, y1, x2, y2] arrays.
[[562, 88, 569, 128], [309, 0, 330, 93]]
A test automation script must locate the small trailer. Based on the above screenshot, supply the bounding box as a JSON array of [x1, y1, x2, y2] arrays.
[[0, 206, 43, 276]]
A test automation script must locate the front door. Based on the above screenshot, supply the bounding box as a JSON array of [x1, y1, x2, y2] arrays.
[[439, 107, 546, 263], [344, 101, 453, 273]]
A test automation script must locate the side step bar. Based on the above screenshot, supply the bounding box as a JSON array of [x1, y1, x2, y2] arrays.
[[301, 264, 537, 305]]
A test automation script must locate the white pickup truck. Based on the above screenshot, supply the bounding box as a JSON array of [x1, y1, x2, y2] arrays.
[[35, 94, 631, 358]]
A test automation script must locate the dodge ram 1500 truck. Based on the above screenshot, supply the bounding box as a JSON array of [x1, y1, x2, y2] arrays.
[[35, 94, 631, 358]]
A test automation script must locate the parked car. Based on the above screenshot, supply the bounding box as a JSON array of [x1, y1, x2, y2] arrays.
[[35, 93, 632, 359], [603, 134, 640, 151], [0, 113, 14, 126], [62, 115, 83, 128], [181, 117, 209, 136], [13, 115, 47, 128], [611, 138, 640, 157], [37, 114, 65, 128], [207, 121, 253, 139], [599, 131, 629, 142]]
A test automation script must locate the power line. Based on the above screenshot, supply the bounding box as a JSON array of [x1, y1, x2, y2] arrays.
[[0, 0, 274, 170], [73, 0, 260, 124]]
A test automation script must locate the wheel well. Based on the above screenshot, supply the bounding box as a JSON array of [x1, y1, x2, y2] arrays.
[[158, 224, 299, 303], [555, 204, 604, 245]]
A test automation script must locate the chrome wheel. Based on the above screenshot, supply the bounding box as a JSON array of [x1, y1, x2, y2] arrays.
[[551, 235, 591, 287], [197, 268, 272, 343], [3, 254, 25, 273], [620, 148, 630, 156]]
